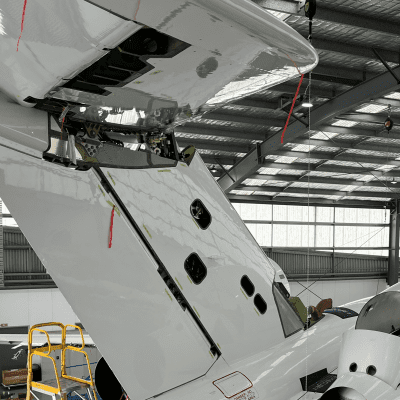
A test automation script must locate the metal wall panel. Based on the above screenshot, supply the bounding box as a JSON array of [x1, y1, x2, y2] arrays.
[[3, 226, 50, 287], [264, 249, 387, 277]]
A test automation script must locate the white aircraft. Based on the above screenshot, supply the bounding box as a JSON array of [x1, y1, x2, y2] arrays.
[[2, 1, 398, 400]]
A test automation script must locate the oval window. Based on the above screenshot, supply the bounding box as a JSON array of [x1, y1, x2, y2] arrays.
[[240, 275, 255, 297], [184, 253, 207, 284], [190, 199, 211, 229], [254, 294, 267, 315]]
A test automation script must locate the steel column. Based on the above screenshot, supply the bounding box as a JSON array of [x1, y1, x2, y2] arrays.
[[388, 200, 400, 286]]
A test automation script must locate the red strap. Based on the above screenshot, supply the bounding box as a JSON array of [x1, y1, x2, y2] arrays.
[[17, 0, 28, 52], [280, 74, 304, 144], [108, 206, 115, 248]]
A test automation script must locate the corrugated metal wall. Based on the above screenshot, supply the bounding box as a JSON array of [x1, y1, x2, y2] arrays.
[[3, 226, 54, 288], [264, 248, 388, 279], [1, 227, 389, 288]]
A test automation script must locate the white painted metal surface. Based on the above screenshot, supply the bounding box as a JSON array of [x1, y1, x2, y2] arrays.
[[338, 330, 400, 389], [0, 0, 139, 105], [0, 92, 48, 153], [0, 0, 317, 130], [0, 145, 216, 400], [100, 154, 298, 364]]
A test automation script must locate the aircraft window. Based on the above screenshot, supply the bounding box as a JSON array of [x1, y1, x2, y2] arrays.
[[254, 294, 267, 315], [184, 253, 207, 284], [240, 275, 255, 297], [190, 199, 211, 229], [273, 283, 303, 337]]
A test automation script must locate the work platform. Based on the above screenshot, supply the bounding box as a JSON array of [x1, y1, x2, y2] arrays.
[[27, 323, 97, 400]]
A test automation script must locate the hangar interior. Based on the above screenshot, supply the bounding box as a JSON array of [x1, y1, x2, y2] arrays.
[[1, 0, 400, 399]]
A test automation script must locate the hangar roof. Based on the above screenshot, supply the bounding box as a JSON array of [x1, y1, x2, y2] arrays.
[[175, 0, 400, 208]]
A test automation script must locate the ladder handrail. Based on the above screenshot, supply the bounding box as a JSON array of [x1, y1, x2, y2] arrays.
[[27, 322, 98, 400]]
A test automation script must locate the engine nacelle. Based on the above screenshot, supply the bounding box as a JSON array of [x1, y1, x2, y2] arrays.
[[321, 291, 400, 400]]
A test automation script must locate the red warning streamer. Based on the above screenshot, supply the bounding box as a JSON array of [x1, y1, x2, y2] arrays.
[[108, 206, 115, 248], [280, 74, 304, 144], [17, 0, 28, 52]]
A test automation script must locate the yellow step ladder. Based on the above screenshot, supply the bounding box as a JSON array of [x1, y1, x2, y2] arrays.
[[26, 322, 98, 400]]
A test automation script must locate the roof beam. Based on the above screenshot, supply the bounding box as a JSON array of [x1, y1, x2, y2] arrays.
[[310, 38, 400, 65], [271, 82, 334, 98], [201, 112, 285, 127], [253, 0, 400, 37], [175, 125, 266, 141], [250, 174, 400, 189], [292, 137, 400, 153], [232, 99, 278, 109], [228, 194, 387, 208], [252, 161, 400, 177], [179, 138, 400, 162], [176, 138, 253, 154], [218, 65, 400, 192], [338, 112, 399, 126], [200, 154, 238, 165], [237, 184, 398, 199], [273, 150, 400, 166]]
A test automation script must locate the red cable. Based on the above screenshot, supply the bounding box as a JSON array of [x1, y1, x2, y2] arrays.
[[17, 0, 28, 52], [280, 74, 304, 144], [108, 206, 115, 248]]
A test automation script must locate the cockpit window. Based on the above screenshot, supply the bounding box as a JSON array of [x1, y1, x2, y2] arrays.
[[240, 275, 255, 297], [254, 294, 267, 315], [273, 282, 303, 337]]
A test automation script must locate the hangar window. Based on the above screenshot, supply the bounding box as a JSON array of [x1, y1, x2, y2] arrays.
[[240, 275, 255, 297], [254, 294, 267, 315], [184, 253, 207, 284], [190, 199, 211, 229]]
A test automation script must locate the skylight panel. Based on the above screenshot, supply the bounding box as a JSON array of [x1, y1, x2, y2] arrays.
[[356, 104, 387, 114], [274, 156, 297, 164], [311, 131, 338, 140], [332, 120, 359, 127], [291, 144, 316, 152], [357, 175, 375, 182], [258, 167, 279, 175], [375, 165, 395, 171], [384, 92, 400, 100]]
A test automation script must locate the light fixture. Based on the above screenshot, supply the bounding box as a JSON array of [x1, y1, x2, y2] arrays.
[[391, 177, 396, 185], [210, 165, 218, 173], [302, 102, 313, 108]]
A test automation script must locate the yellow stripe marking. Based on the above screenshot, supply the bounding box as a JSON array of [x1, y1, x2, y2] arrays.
[[240, 288, 248, 300], [106, 201, 120, 216], [187, 275, 193, 284], [165, 289, 173, 301], [175, 277, 183, 291], [193, 306, 200, 318], [107, 171, 116, 186], [217, 343, 221, 349], [143, 224, 152, 238], [98, 185, 105, 197], [209, 351, 214, 359], [192, 218, 199, 229], [254, 308, 260, 316], [180, 163, 187, 167], [158, 169, 171, 172]]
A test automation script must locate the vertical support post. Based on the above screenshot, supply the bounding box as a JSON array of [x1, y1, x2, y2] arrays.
[[332, 207, 336, 274], [388, 200, 400, 286], [0, 199, 3, 288]]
